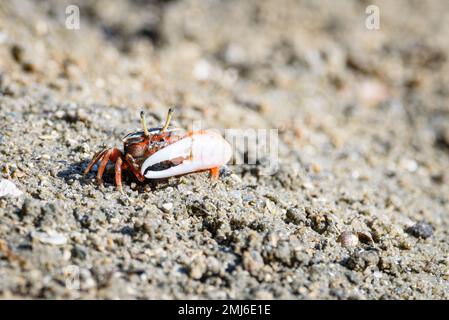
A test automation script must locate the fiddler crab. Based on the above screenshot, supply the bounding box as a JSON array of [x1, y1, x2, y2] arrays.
[[84, 109, 233, 192]]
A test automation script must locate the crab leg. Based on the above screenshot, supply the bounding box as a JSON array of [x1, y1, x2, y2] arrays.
[[124, 154, 145, 182], [84, 149, 108, 175], [115, 157, 123, 193], [96, 149, 112, 184], [141, 131, 232, 179], [210, 167, 220, 179]]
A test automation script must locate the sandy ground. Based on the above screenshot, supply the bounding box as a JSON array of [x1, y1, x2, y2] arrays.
[[0, 0, 449, 299]]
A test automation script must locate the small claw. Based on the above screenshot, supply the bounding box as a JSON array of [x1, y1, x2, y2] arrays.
[[141, 131, 232, 179]]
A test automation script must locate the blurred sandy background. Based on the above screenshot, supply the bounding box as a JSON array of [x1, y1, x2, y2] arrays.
[[0, 0, 448, 299]]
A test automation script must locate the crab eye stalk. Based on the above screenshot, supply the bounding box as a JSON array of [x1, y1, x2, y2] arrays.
[[140, 110, 150, 137], [161, 108, 174, 133]]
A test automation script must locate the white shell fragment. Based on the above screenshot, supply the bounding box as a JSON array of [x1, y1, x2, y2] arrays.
[[0, 179, 23, 198], [32, 230, 67, 246], [161, 202, 174, 212]]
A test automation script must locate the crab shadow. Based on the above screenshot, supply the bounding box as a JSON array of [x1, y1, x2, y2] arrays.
[[57, 160, 173, 193]]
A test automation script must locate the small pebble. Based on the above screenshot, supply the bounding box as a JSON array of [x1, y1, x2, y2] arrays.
[[265, 199, 278, 215], [302, 181, 314, 190], [254, 290, 273, 300], [161, 202, 173, 212], [80, 143, 90, 153], [346, 250, 379, 271], [338, 231, 359, 248], [399, 240, 412, 250], [229, 190, 242, 199], [188, 257, 206, 280], [401, 159, 418, 172], [242, 250, 264, 275], [193, 59, 212, 81], [357, 232, 374, 244], [406, 221, 434, 239], [312, 163, 321, 173], [32, 230, 67, 245], [0, 179, 23, 198]]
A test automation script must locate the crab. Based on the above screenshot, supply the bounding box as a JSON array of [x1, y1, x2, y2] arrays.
[[83, 109, 232, 192]]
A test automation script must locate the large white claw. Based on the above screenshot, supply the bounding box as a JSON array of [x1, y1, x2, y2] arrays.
[[141, 130, 232, 179]]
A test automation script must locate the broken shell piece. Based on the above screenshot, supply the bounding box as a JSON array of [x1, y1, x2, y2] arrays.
[[0, 179, 23, 198], [357, 232, 374, 244], [338, 231, 359, 248], [32, 230, 67, 246]]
